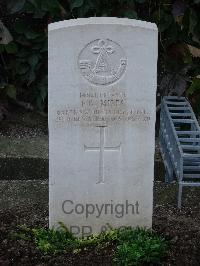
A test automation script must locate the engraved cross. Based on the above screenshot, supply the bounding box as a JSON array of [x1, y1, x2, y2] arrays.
[[84, 126, 121, 184]]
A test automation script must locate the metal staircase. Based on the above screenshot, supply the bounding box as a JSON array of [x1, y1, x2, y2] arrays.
[[159, 96, 200, 208]]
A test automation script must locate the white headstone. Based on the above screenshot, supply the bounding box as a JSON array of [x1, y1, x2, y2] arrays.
[[49, 18, 158, 236]]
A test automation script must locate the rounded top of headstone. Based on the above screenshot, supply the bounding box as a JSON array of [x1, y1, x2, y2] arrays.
[[48, 17, 157, 32]]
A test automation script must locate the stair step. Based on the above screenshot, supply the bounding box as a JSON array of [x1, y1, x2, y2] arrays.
[[172, 119, 195, 123], [183, 173, 200, 178], [183, 153, 200, 158], [184, 165, 200, 170], [181, 145, 200, 150], [165, 96, 186, 100], [177, 131, 200, 135], [168, 107, 190, 111], [166, 101, 188, 106], [170, 113, 192, 117], [179, 138, 200, 142]]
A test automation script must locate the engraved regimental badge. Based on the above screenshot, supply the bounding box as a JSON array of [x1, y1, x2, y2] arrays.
[[78, 39, 127, 85]]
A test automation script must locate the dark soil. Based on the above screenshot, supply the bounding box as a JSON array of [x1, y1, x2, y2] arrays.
[[0, 182, 200, 266]]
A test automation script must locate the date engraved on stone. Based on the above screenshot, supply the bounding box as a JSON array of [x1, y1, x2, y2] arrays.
[[78, 39, 127, 85]]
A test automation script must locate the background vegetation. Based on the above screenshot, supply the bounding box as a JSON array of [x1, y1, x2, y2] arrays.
[[0, 0, 200, 113]]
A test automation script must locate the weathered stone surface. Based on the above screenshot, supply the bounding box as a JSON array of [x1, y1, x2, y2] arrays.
[[48, 17, 158, 235]]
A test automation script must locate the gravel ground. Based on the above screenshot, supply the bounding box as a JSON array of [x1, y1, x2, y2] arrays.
[[0, 107, 47, 138], [0, 180, 200, 265]]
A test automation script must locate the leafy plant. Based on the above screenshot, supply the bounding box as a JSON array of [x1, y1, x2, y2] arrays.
[[114, 227, 167, 265], [13, 225, 168, 265], [0, 0, 65, 110], [187, 77, 200, 115], [12, 223, 75, 255]]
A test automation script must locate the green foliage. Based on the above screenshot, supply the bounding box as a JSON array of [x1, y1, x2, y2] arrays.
[[114, 228, 168, 265], [13, 223, 118, 254], [187, 77, 200, 114], [0, 0, 62, 110], [12, 223, 75, 255], [0, 0, 200, 111], [13, 225, 168, 265], [188, 78, 200, 95]]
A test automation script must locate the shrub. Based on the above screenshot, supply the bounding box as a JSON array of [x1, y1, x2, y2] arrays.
[[114, 227, 167, 265], [13, 225, 168, 265]]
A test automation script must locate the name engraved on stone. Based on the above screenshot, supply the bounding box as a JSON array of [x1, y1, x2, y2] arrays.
[[78, 39, 127, 85], [84, 126, 121, 183]]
